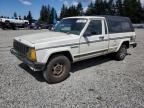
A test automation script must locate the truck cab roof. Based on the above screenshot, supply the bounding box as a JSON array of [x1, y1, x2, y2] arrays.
[[63, 15, 134, 33]]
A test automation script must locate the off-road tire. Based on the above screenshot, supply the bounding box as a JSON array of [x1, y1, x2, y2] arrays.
[[11, 23, 16, 30], [43, 55, 71, 84], [115, 44, 127, 61]]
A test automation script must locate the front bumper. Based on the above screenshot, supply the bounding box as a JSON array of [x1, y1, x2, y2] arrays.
[[130, 42, 137, 48], [10, 48, 45, 71]]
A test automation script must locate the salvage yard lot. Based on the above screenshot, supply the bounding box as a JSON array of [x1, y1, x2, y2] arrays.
[[0, 29, 144, 108]]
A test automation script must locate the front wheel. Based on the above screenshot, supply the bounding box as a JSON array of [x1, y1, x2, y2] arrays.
[[114, 45, 127, 61], [24, 22, 29, 28], [43, 55, 71, 83]]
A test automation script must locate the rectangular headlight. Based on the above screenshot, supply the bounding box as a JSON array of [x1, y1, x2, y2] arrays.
[[27, 48, 37, 61]]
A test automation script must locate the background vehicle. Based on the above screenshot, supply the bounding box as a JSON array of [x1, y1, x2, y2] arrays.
[[29, 21, 53, 30], [0, 17, 29, 30], [11, 16, 137, 83], [133, 24, 144, 28]]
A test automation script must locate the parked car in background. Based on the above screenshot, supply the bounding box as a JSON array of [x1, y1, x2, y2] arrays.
[[29, 21, 53, 30], [133, 24, 144, 28], [0, 22, 1, 28], [11, 16, 137, 83], [0, 17, 29, 30], [29, 21, 41, 30]]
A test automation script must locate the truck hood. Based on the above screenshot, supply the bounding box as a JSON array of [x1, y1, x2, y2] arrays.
[[16, 31, 74, 44]]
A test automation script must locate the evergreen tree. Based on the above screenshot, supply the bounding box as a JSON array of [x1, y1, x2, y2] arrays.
[[50, 7, 57, 24], [19, 15, 21, 19], [94, 0, 104, 15], [68, 5, 77, 16], [39, 5, 57, 24], [105, 0, 115, 15], [141, 3, 144, 22], [123, 0, 143, 23], [47, 5, 51, 24], [13, 12, 17, 18], [103, 0, 109, 14], [85, 2, 95, 15], [54, 0, 144, 23], [39, 5, 49, 23], [60, 4, 67, 19], [23, 16, 27, 20], [137, 0, 144, 22], [116, 0, 123, 15], [77, 2, 83, 16], [27, 11, 33, 24]]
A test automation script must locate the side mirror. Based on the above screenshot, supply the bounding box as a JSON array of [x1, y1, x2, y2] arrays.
[[83, 31, 92, 37]]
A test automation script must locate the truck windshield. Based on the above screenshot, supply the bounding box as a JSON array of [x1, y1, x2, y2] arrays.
[[55, 18, 87, 35]]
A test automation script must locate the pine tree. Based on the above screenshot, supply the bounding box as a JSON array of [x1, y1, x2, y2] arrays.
[[141, 2, 144, 22], [77, 2, 83, 16], [85, 2, 95, 15], [137, 0, 144, 22], [116, 0, 123, 15], [23, 16, 27, 20], [40, 5, 48, 22], [69, 5, 77, 16], [60, 4, 67, 19], [27, 11, 33, 24], [106, 0, 115, 15], [103, 0, 109, 14], [123, 0, 143, 23], [13, 12, 17, 18], [94, 0, 104, 15], [47, 5, 51, 24], [39, 5, 51, 23], [50, 7, 57, 24]]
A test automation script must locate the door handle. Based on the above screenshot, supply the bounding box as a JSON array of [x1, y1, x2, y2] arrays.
[[99, 36, 104, 40]]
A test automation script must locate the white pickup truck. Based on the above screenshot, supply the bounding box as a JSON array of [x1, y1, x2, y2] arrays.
[[0, 17, 29, 29], [11, 16, 137, 83]]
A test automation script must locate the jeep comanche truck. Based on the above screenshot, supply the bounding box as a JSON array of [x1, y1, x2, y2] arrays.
[[10, 16, 137, 83]]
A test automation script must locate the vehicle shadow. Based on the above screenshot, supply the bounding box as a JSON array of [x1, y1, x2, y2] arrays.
[[19, 63, 45, 82], [19, 54, 115, 82], [71, 54, 114, 73]]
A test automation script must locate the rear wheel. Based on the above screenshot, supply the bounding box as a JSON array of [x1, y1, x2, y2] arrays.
[[1, 23, 6, 29], [115, 44, 127, 61], [43, 55, 71, 83], [11, 23, 16, 30], [24, 22, 28, 28], [5, 21, 10, 29]]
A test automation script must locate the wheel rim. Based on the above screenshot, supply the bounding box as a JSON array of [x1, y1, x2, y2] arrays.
[[52, 63, 65, 76]]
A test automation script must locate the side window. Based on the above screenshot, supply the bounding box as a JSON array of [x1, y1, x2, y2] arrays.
[[109, 21, 133, 33], [121, 21, 131, 32], [110, 21, 122, 33], [84, 20, 102, 36]]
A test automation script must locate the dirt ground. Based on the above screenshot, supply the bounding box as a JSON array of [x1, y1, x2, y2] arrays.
[[0, 29, 144, 108]]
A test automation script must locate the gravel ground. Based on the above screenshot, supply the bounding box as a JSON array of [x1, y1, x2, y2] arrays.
[[0, 29, 144, 108]]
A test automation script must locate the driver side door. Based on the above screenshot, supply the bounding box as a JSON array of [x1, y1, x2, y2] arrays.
[[79, 19, 109, 60]]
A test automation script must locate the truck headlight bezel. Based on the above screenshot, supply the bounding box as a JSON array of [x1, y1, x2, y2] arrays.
[[27, 48, 37, 62]]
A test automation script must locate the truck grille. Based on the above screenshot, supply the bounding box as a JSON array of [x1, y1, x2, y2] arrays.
[[13, 40, 29, 55]]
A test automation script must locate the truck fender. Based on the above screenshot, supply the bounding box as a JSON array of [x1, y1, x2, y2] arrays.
[[115, 39, 130, 52], [38, 47, 74, 64]]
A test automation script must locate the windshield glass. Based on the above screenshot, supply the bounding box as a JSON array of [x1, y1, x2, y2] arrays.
[[55, 18, 87, 35]]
